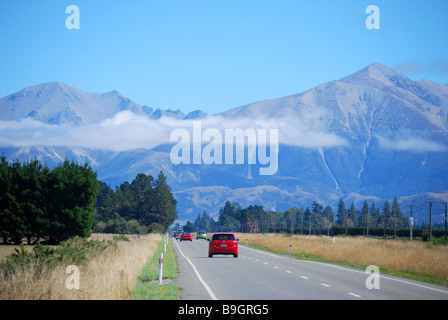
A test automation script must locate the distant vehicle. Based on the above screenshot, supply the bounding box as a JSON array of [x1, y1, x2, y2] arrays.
[[175, 229, 183, 240], [180, 233, 192, 241], [196, 230, 207, 240], [208, 232, 239, 258]]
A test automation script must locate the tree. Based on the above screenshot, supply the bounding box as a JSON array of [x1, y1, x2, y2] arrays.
[[304, 207, 312, 235], [361, 200, 370, 236], [218, 201, 242, 232], [183, 221, 195, 233], [347, 202, 358, 227], [370, 201, 381, 228], [0, 158, 25, 244], [284, 208, 297, 234], [391, 197, 405, 229], [323, 205, 334, 236], [150, 171, 178, 232], [311, 201, 323, 234], [0, 158, 98, 244], [336, 199, 347, 236], [45, 160, 99, 243], [381, 200, 391, 237]]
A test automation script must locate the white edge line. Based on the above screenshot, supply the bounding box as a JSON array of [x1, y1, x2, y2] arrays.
[[173, 240, 218, 300], [242, 242, 448, 296], [300, 259, 448, 295]]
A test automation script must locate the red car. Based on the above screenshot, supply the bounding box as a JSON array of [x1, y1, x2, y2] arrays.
[[208, 233, 239, 258], [180, 233, 192, 241]]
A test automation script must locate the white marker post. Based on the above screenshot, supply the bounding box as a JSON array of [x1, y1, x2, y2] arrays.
[[158, 253, 163, 285], [289, 243, 292, 257]]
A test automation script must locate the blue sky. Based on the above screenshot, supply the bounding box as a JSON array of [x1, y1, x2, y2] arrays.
[[0, 0, 447, 115]]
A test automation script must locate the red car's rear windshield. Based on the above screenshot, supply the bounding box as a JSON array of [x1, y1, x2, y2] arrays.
[[212, 234, 235, 241]]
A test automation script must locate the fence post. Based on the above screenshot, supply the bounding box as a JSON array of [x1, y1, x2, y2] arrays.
[[158, 253, 163, 285]]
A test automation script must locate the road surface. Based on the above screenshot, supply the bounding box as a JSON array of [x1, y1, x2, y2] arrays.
[[172, 237, 448, 300]]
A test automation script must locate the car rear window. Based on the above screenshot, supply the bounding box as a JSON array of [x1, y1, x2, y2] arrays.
[[212, 234, 235, 241]]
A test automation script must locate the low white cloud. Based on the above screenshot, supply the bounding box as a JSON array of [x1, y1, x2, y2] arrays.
[[376, 134, 448, 153], [0, 110, 347, 151]]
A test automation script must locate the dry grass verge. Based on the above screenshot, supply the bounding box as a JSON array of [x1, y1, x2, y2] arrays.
[[0, 233, 162, 300], [236, 233, 448, 285]]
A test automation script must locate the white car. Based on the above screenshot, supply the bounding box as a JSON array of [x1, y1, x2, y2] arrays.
[[175, 229, 183, 240]]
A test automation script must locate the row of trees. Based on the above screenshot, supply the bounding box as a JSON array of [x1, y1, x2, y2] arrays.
[[93, 171, 177, 234], [0, 157, 98, 244], [183, 198, 426, 237], [0, 156, 178, 244]]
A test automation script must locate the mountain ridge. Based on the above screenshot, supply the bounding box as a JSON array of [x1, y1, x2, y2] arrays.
[[0, 81, 208, 125], [1, 63, 447, 224]]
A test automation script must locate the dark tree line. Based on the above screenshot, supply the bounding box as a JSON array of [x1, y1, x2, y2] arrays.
[[93, 171, 177, 234], [0, 157, 98, 244], [182, 198, 440, 238], [0, 156, 178, 244]]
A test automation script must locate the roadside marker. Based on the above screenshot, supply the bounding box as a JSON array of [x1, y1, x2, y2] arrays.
[[158, 253, 163, 285]]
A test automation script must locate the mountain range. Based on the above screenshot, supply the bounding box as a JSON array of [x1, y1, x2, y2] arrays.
[[1, 63, 447, 225]]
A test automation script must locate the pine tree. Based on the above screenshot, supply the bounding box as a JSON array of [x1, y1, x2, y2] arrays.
[[381, 200, 391, 237], [323, 205, 334, 236], [336, 199, 347, 226], [311, 201, 323, 234], [361, 200, 370, 236], [370, 201, 381, 228], [347, 202, 358, 227], [304, 207, 312, 235], [151, 171, 178, 231], [391, 197, 405, 229]]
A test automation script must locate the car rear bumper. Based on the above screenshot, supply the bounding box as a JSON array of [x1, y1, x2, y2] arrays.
[[209, 245, 238, 255]]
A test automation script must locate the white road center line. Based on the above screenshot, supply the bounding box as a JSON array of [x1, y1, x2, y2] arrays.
[[348, 292, 362, 298]]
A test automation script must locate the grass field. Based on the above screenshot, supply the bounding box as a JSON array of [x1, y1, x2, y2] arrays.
[[132, 236, 181, 300], [0, 233, 162, 300], [235, 233, 448, 287]]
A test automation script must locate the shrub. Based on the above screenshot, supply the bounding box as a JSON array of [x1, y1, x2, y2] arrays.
[[0, 236, 125, 278]]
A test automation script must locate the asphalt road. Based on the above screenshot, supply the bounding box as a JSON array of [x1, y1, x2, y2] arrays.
[[172, 237, 448, 300]]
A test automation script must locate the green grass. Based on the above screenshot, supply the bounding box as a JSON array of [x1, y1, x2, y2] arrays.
[[132, 237, 181, 300]]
